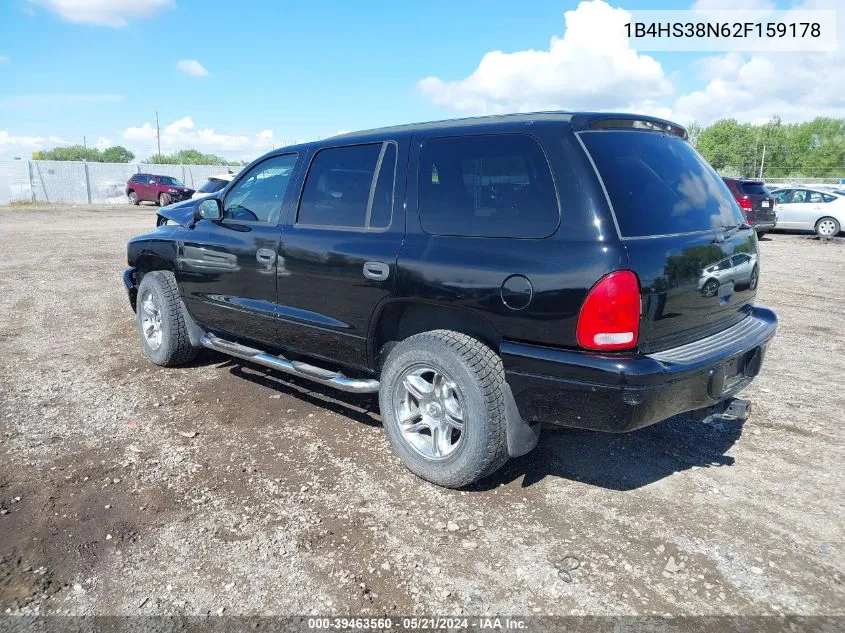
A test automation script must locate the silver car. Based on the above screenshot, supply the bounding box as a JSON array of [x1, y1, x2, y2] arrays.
[[698, 252, 759, 297], [769, 187, 845, 236]]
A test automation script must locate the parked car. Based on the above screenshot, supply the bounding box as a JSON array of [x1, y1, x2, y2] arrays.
[[126, 173, 195, 206], [722, 177, 777, 235], [698, 252, 758, 297], [123, 112, 777, 488], [769, 187, 845, 236], [192, 173, 235, 199]]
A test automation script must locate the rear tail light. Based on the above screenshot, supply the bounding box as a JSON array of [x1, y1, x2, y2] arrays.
[[576, 271, 641, 351], [737, 196, 752, 218]]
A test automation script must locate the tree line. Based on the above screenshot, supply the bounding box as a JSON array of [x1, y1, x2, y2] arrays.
[[31, 116, 845, 178], [33, 145, 245, 166], [689, 117, 845, 179]]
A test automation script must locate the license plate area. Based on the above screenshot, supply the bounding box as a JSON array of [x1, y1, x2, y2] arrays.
[[723, 348, 757, 391], [762, 200, 770, 207]]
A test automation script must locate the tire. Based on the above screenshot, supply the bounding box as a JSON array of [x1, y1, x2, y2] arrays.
[[702, 278, 719, 297], [749, 264, 759, 290], [756, 231, 767, 238], [136, 270, 199, 367], [815, 217, 840, 237], [379, 330, 508, 488], [128, 191, 139, 205], [158, 193, 171, 207]]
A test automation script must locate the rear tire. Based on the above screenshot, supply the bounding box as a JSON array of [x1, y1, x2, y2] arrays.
[[756, 231, 767, 238], [379, 330, 508, 488], [159, 193, 171, 207], [815, 217, 840, 237], [749, 264, 759, 290], [136, 271, 199, 367], [128, 191, 138, 205]]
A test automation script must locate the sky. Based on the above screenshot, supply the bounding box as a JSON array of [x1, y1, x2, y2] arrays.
[[0, 0, 842, 161]]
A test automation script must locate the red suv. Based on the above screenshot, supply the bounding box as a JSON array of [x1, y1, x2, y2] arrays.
[[126, 173, 195, 206], [722, 177, 777, 236]]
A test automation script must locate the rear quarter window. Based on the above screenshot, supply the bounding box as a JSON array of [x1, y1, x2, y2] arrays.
[[418, 134, 559, 238], [581, 131, 743, 238]]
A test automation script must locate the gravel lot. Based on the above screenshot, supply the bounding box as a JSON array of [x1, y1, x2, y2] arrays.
[[0, 205, 843, 617]]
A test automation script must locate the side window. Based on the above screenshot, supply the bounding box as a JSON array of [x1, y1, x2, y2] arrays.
[[223, 153, 298, 224], [297, 144, 383, 228], [823, 194, 837, 203], [731, 254, 750, 266], [792, 189, 810, 203], [808, 191, 824, 203], [418, 134, 559, 238], [716, 259, 731, 271], [772, 189, 792, 203]]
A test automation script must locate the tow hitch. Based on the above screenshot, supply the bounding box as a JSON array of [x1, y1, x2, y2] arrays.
[[692, 397, 752, 423]]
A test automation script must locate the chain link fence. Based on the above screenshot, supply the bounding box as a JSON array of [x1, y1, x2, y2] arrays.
[[0, 160, 239, 205]]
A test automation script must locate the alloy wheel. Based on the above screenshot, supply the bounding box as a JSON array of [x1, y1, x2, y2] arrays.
[[395, 365, 465, 461], [140, 290, 163, 350]]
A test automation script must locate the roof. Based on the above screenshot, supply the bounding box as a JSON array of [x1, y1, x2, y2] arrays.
[[274, 111, 685, 153]]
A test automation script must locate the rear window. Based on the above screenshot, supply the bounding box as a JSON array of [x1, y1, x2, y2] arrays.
[[418, 134, 559, 238], [198, 178, 228, 194], [581, 131, 743, 238], [740, 181, 770, 195]]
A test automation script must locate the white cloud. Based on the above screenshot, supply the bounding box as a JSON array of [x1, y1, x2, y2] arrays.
[[0, 55, 9, 65], [418, 0, 672, 117], [123, 116, 277, 160], [27, 0, 172, 28], [0, 131, 71, 158], [675, 0, 845, 124], [177, 59, 209, 77]]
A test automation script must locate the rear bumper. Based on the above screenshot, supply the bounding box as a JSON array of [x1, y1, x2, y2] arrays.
[[753, 221, 777, 232], [502, 306, 777, 432], [123, 266, 137, 311]]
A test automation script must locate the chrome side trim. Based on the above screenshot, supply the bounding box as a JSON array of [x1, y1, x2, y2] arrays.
[[648, 308, 776, 365], [200, 334, 380, 394]]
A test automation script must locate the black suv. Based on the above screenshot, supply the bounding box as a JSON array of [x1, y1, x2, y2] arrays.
[[123, 112, 777, 488]]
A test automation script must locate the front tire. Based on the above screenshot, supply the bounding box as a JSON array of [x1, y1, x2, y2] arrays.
[[702, 278, 719, 297], [815, 217, 840, 237], [158, 193, 171, 207], [136, 271, 199, 367], [379, 330, 508, 488], [128, 191, 139, 205]]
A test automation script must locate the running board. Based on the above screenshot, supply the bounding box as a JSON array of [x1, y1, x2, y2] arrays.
[[200, 334, 380, 394]]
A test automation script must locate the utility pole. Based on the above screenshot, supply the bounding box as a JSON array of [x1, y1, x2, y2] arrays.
[[83, 135, 87, 150], [759, 145, 766, 180], [156, 111, 161, 160]]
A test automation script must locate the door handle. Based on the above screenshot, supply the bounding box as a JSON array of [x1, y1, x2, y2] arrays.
[[363, 261, 390, 281], [256, 248, 276, 265]]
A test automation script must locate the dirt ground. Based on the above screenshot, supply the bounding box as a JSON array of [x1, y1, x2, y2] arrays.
[[0, 205, 843, 617]]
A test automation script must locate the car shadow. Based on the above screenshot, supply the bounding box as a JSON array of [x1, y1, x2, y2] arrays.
[[224, 359, 381, 428], [473, 414, 744, 491], [211, 353, 745, 491]]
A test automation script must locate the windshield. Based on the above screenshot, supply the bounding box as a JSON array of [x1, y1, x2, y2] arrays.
[[581, 131, 744, 237], [159, 176, 182, 186]]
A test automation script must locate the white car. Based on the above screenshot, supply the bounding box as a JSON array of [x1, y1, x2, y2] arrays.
[[191, 173, 235, 199], [770, 187, 845, 236], [698, 252, 759, 297]]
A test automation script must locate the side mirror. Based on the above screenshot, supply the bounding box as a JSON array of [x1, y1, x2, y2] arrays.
[[194, 198, 222, 222]]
